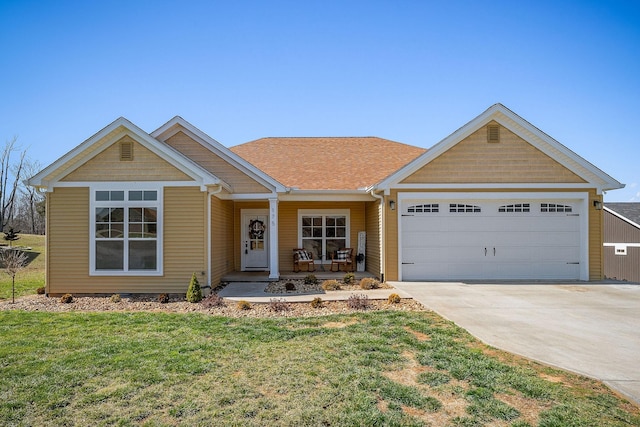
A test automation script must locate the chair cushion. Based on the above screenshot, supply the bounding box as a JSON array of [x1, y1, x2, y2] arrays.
[[336, 250, 350, 261], [297, 250, 310, 261]]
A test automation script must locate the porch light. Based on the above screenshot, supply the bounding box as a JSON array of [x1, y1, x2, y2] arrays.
[[389, 200, 396, 211], [593, 200, 603, 210]]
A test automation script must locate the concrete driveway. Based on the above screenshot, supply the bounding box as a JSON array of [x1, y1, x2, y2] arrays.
[[390, 282, 640, 405]]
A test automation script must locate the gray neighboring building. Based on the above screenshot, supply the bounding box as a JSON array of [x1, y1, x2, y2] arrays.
[[604, 203, 640, 283]]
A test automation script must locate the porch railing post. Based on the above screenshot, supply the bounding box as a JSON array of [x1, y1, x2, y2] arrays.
[[268, 197, 279, 279]]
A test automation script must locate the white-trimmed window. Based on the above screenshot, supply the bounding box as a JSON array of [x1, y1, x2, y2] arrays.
[[91, 187, 163, 275], [298, 209, 349, 262]]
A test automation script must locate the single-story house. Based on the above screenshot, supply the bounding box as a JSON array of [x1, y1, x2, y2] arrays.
[[603, 203, 640, 282], [28, 104, 623, 295]]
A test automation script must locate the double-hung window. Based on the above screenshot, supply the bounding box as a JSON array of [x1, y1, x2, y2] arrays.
[[91, 187, 162, 275], [299, 209, 349, 262]]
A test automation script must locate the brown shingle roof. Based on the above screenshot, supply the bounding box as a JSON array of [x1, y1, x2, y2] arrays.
[[230, 137, 427, 190]]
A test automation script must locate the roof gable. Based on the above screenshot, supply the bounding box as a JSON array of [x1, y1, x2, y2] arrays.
[[29, 117, 224, 191], [152, 116, 286, 193], [230, 137, 426, 190], [61, 135, 193, 182], [401, 121, 586, 184], [376, 104, 624, 193]]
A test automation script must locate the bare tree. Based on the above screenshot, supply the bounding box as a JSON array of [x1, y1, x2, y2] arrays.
[[12, 193, 45, 235], [0, 137, 27, 232], [1, 248, 28, 304], [18, 159, 45, 234]]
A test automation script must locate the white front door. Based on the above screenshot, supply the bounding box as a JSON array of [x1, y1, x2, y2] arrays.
[[241, 210, 269, 270]]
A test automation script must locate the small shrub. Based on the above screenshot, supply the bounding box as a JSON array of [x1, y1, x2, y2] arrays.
[[237, 300, 251, 310], [158, 293, 170, 304], [60, 293, 73, 304], [310, 297, 323, 308], [284, 282, 297, 291], [201, 293, 225, 308], [343, 272, 355, 284], [347, 293, 370, 310], [269, 298, 290, 312], [359, 277, 380, 290], [110, 294, 121, 303], [36, 286, 45, 295], [321, 279, 341, 291], [304, 274, 318, 285], [186, 272, 203, 303], [388, 293, 401, 304]]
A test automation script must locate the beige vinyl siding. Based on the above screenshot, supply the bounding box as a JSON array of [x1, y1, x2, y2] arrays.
[[165, 131, 272, 194], [589, 191, 604, 280], [365, 200, 382, 278], [276, 201, 366, 273], [211, 197, 234, 286], [162, 187, 208, 288], [47, 187, 90, 294], [61, 136, 193, 182], [402, 123, 586, 184], [46, 186, 207, 295], [384, 191, 400, 281]]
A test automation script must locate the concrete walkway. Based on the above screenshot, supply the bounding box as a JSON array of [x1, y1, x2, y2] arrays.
[[390, 281, 640, 405], [217, 282, 411, 303]]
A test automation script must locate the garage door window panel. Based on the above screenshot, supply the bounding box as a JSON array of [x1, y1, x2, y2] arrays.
[[499, 203, 530, 213], [450, 204, 481, 213], [541, 203, 572, 213], [407, 204, 439, 213]]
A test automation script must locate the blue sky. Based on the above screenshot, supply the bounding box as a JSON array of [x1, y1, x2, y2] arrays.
[[1, 0, 638, 201]]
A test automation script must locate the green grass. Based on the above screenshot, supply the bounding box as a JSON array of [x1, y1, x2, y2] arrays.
[[1, 310, 638, 426], [1, 234, 639, 425], [0, 234, 45, 300]]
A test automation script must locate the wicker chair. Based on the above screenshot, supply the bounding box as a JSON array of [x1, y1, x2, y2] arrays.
[[293, 248, 316, 272]]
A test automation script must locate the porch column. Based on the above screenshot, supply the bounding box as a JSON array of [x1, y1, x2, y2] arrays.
[[268, 197, 280, 279]]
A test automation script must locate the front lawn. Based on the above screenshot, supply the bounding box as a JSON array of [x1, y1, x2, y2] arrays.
[[0, 234, 45, 300], [1, 310, 638, 426]]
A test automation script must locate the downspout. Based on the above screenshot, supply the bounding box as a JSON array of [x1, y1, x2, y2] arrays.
[[207, 185, 224, 290], [369, 190, 386, 282]]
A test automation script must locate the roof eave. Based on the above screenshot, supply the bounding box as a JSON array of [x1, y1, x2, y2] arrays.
[[280, 188, 374, 201]]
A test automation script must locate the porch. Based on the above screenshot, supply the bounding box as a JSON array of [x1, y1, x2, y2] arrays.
[[221, 270, 377, 283]]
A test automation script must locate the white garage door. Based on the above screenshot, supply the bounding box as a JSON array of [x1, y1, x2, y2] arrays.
[[400, 199, 583, 280]]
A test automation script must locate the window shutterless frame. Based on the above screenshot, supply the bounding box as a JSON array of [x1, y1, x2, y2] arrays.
[[89, 184, 163, 276], [298, 209, 350, 263]]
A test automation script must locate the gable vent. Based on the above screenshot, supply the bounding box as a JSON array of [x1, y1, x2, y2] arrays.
[[487, 125, 500, 143], [120, 141, 133, 161]]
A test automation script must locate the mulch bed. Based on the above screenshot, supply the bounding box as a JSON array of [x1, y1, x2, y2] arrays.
[[0, 293, 425, 318]]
